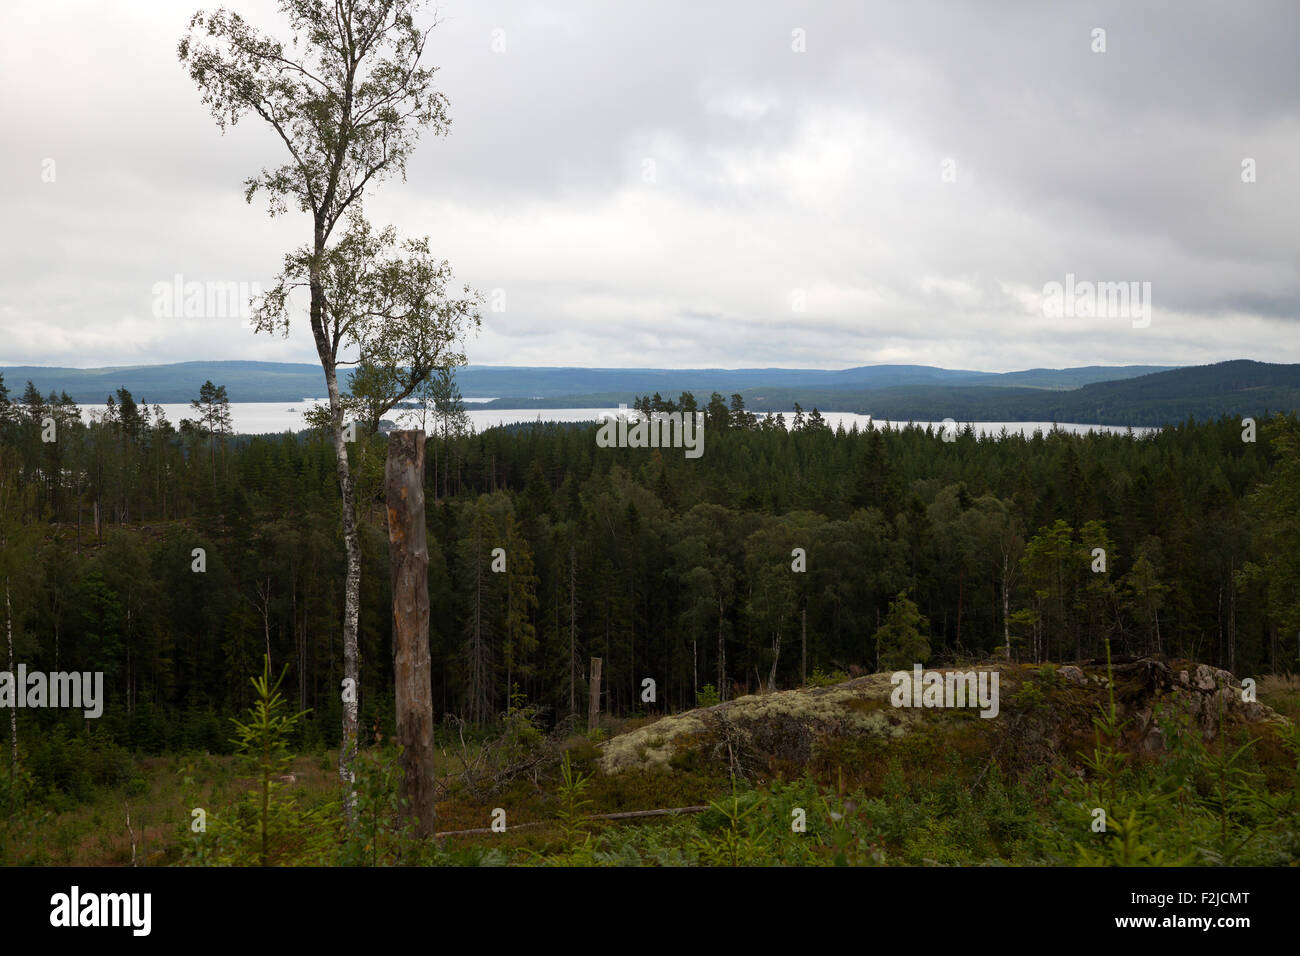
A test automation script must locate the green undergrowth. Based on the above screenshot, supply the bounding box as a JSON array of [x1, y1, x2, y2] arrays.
[[5, 658, 1299, 866]]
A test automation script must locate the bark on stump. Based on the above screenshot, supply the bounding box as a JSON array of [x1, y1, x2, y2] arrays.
[[385, 430, 437, 838]]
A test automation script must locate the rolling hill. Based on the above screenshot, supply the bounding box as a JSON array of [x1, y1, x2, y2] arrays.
[[0, 360, 1172, 405], [3, 359, 1294, 426]]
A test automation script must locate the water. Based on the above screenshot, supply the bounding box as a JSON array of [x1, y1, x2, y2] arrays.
[[808, 416, 1156, 438], [79, 401, 1156, 439]]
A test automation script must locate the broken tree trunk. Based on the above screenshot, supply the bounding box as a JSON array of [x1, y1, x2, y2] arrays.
[[385, 430, 437, 838], [589, 656, 602, 732]]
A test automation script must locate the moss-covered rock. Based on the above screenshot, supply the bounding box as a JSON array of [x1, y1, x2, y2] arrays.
[[599, 672, 923, 774], [597, 659, 1288, 776]]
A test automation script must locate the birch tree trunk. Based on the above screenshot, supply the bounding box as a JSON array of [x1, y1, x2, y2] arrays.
[[315, 326, 362, 822], [801, 608, 807, 685], [1228, 564, 1237, 675], [1002, 553, 1012, 661], [768, 627, 781, 693], [588, 657, 602, 732], [716, 594, 727, 702], [6, 578, 15, 778]]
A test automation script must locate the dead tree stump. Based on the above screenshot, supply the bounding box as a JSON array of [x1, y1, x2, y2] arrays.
[[386, 430, 437, 837]]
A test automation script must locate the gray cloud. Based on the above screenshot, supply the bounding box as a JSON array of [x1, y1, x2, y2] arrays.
[[1, 0, 1297, 372]]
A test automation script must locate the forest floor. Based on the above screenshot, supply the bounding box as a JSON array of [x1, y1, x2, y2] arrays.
[[7, 663, 1300, 866]]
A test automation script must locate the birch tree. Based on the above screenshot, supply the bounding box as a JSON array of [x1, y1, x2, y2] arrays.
[[179, 0, 477, 817], [0, 451, 39, 779]]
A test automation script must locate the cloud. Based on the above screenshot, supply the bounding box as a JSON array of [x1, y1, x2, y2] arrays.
[[1, 0, 1297, 371]]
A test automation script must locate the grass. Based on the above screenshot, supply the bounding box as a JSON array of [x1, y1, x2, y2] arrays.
[[1258, 673, 1300, 722], [3, 667, 1297, 866]]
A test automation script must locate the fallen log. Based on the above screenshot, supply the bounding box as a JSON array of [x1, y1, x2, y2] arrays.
[[434, 804, 710, 839]]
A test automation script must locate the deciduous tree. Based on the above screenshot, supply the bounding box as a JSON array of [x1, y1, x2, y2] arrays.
[[180, 0, 478, 817]]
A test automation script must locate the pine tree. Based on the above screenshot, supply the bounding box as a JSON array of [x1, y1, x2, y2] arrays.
[[188, 380, 233, 480], [873, 591, 931, 672], [460, 499, 499, 725], [502, 513, 539, 706]]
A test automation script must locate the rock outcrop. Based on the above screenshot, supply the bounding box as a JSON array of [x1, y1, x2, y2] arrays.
[[597, 658, 1286, 775]]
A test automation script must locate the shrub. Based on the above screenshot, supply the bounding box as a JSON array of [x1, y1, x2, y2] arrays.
[[806, 667, 849, 688]]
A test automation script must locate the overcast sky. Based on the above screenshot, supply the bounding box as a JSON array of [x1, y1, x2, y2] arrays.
[[1, 0, 1297, 372]]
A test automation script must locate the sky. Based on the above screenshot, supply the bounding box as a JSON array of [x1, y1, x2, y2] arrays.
[[1, 0, 1297, 372]]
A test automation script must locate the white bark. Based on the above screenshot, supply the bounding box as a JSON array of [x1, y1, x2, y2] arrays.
[[6, 578, 15, 778], [320, 356, 361, 822], [1002, 553, 1011, 661]]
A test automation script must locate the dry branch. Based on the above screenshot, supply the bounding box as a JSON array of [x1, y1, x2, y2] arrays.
[[433, 804, 710, 839]]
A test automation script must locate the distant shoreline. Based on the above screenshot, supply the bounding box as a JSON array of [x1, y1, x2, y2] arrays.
[[4, 359, 1296, 427], [74, 401, 1159, 440]]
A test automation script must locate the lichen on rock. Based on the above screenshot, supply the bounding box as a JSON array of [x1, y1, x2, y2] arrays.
[[598, 672, 920, 774], [597, 658, 1289, 776]]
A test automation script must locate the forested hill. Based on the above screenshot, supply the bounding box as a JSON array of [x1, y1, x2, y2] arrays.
[[483, 361, 1300, 426], [829, 360, 1300, 426], [4, 359, 1295, 425], [0, 361, 330, 404], [0, 360, 1170, 405]]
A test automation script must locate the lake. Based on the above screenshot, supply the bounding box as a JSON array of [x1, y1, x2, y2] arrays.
[[79, 401, 1157, 439]]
